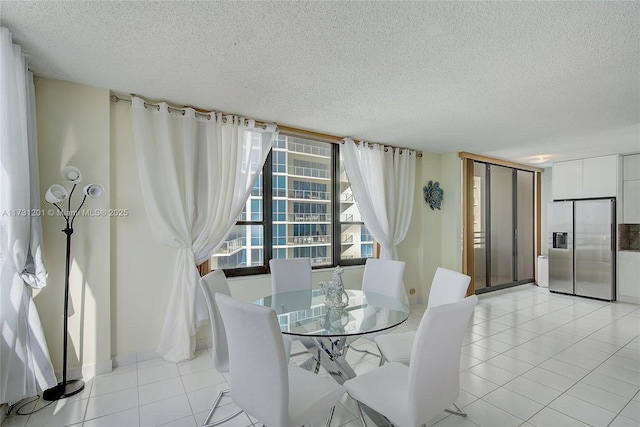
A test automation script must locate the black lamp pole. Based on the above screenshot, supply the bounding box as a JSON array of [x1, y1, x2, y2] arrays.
[[43, 184, 88, 401]]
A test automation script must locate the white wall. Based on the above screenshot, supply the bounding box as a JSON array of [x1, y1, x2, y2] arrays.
[[397, 151, 463, 302], [34, 78, 112, 375], [33, 77, 462, 368], [440, 153, 464, 271]]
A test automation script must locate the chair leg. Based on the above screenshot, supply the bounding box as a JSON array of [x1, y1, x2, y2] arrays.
[[203, 389, 244, 426], [325, 406, 336, 427], [348, 345, 381, 359], [354, 401, 368, 427], [290, 349, 311, 358], [314, 348, 322, 374], [444, 401, 467, 417], [374, 343, 386, 366]]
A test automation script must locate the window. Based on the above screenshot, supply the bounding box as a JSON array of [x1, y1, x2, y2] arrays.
[[210, 133, 375, 275]]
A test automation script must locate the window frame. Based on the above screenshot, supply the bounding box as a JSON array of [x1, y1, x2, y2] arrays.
[[222, 133, 370, 277]]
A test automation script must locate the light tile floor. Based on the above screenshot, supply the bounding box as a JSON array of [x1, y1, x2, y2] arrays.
[[3, 284, 639, 427]]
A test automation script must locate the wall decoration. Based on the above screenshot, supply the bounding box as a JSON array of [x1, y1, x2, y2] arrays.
[[423, 180, 444, 210]]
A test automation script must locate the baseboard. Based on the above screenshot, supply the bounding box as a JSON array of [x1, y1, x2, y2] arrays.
[[111, 340, 213, 370], [54, 359, 113, 382], [112, 348, 162, 369], [408, 294, 423, 305], [196, 337, 212, 352], [618, 294, 640, 304]]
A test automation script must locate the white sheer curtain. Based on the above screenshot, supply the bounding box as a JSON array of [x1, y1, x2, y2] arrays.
[[131, 97, 276, 362], [341, 138, 416, 261], [0, 27, 57, 405]]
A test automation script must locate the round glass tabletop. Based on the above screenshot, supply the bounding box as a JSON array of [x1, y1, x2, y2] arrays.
[[254, 289, 410, 337]]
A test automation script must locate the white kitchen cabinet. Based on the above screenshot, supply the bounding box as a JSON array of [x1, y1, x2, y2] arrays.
[[623, 154, 640, 181], [618, 251, 640, 303], [622, 154, 640, 223], [553, 159, 583, 200], [553, 155, 618, 200], [582, 155, 618, 198], [623, 180, 640, 223]]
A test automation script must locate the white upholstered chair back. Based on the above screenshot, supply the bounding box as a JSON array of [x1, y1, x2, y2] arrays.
[[198, 269, 232, 373], [407, 295, 478, 426], [427, 267, 471, 308], [215, 293, 289, 426], [361, 258, 407, 303], [269, 257, 312, 294]]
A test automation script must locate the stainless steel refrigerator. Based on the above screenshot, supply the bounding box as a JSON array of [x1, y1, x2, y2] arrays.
[[548, 198, 616, 301]]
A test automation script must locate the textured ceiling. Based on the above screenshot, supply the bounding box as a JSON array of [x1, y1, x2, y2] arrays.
[[1, 1, 639, 166]]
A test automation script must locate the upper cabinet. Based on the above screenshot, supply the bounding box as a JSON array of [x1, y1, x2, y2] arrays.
[[623, 154, 640, 223], [552, 155, 618, 200], [552, 159, 583, 200], [583, 155, 619, 198], [623, 154, 640, 180]]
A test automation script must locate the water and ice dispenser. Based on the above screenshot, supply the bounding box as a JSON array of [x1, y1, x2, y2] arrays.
[[552, 232, 568, 249]]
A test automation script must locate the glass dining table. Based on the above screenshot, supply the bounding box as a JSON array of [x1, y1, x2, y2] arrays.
[[253, 288, 410, 384]]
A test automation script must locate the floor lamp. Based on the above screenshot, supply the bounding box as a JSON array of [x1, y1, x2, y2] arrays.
[[42, 166, 103, 401]]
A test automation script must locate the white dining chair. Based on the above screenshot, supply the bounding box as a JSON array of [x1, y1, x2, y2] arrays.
[[270, 257, 313, 314], [269, 257, 316, 362], [350, 258, 406, 358], [215, 293, 346, 427], [199, 270, 242, 426], [269, 257, 312, 294], [425, 267, 471, 308], [361, 258, 408, 303], [344, 295, 478, 427], [199, 270, 292, 426], [375, 267, 470, 365]]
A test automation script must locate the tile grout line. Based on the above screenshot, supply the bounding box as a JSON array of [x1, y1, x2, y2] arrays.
[[477, 289, 637, 427]]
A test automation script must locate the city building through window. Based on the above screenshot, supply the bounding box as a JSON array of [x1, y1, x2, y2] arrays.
[[210, 134, 374, 275]]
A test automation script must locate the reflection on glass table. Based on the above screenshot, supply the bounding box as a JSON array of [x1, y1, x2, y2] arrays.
[[254, 289, 410, 383]]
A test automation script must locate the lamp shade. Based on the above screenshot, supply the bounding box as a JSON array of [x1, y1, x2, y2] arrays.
[[83, 184, 104, 199], [61, 166, 82, 184], [45, 184, 68, 203]]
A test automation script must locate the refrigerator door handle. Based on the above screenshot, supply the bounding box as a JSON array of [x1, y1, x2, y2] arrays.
[[611, 201, 616, 253]]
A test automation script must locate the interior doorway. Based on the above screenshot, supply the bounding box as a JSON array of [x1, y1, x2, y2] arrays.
[[473, 163, 535, 292], [461, 153, 542, 295]]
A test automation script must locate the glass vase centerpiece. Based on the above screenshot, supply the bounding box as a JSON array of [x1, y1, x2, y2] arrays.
[[319, 266, 349, 309]]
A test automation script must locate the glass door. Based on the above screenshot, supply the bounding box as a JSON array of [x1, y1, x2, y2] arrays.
[[490, 164, 515, 287], [516, 170, 535, 281], [473, 162, 535, 292], [473, 163, 487, 289]]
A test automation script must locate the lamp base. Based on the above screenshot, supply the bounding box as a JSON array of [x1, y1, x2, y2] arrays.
[[43, 379, 85, 401]]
